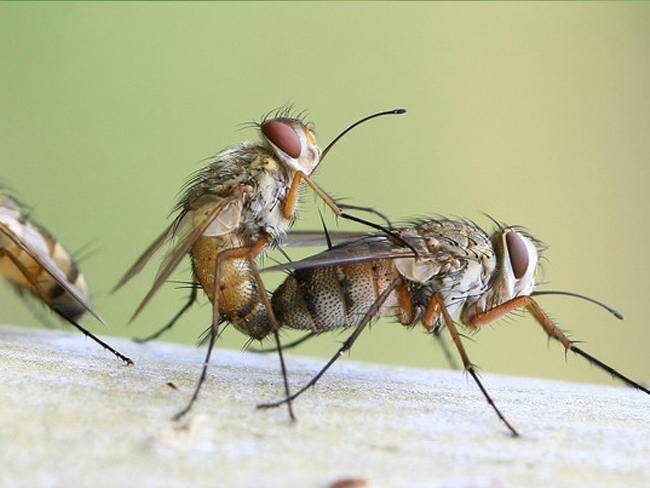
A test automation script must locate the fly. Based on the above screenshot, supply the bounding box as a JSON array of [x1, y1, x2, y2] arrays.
[[112, 107, 406, 419], [0, 189, 132, 364], [259, 218, 649, 436]]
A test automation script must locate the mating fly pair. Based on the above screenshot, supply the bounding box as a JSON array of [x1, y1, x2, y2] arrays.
[[0, 189, 132, 364], [113, 107, 406, 419], [259, 217, 650, 436]]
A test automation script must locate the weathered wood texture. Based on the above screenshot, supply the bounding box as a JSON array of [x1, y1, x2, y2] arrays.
[[1, 325, 649, 488]]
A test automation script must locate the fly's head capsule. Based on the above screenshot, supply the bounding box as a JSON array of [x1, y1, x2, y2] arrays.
[[261, 118, 322, 176], [496, 228, 539, 299]]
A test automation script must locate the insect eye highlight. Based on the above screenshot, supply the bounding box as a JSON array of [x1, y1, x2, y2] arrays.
[[261, 119, 302, 159], [505, 231, 529, 280]]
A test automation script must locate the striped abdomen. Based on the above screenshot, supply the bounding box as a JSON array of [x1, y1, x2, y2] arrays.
[[272, 258, 401, 333], [0, 220, 89, 322], [190, 234, 271, 340]]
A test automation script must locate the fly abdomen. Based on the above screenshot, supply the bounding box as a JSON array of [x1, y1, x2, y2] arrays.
[[191, 235, 271, 340], [272, 260, 400, 333], [0, 219, 90, 322], [40, 232, 89, 321], [272, 267, 348, 332]]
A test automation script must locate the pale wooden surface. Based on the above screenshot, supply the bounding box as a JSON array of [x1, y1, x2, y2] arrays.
[[1, 324, 649, 488]]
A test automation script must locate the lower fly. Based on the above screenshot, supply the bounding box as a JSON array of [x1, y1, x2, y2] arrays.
[[259, 217, 649, 436]]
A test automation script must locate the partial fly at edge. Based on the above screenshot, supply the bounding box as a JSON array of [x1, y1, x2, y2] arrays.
[[0, 188, 133, 365]]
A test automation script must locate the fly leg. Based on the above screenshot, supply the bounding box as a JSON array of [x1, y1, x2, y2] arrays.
[[283, 172, 420, 257], [0, 249, 133, 365], [337, 203, 393, 228], [467, 296, 650, 396], [424, 294, 519, 437], [433, 330, 460, 371], [399, 287, 458, 370], [172, 313, 219, 421], [172, 249, 227, 420], [246, 252, 295, 421], [257, 278, 401, 410], [249, 332, 317, 354], [173, 238, 295, 421], [134, 284, 199, 343]]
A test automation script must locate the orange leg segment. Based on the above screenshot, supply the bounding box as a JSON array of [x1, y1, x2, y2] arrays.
[[431, 294, 519, 437], [0, 250, 133, 365], [174, 235, 296, 421], [467, 296, 650, 396], [283, 171, 342, 221]]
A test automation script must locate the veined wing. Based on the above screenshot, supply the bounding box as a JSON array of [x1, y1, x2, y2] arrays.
[[266, 228, 456, 284], [111, 224, 174, 293], [128, 194, 244, 321]]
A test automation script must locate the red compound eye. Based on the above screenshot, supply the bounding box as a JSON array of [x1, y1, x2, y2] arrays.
[[506, 231, 529, 280], [261, 120, 302, 159]]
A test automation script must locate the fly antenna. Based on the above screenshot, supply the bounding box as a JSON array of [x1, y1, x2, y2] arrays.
[[531, 290, 623, 320], [317, 108, 406, 168]]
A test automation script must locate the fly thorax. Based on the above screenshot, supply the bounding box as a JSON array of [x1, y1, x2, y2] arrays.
[[434, 257, 492, 327], [394, 229, 441, 283], [246, 156, 293, 241]]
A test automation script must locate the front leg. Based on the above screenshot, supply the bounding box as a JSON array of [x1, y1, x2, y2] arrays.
[[466, 296, 650, 396], [282, 171, 342, 220]]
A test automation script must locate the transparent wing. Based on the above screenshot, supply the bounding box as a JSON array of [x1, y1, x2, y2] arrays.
[[279, 229, 371, 249], [265, 229, 455, 284], [128, 194, 244, 321], [111, 224, 174, 293]]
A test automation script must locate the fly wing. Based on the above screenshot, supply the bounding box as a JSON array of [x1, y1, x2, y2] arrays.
[[111, 193, 245, 294], [262, 234, 418, 273], [0, 220, 106, 326], [265, 228, 455, 282], [111, 224, 175, 293], [129, 193, 244, 321], [279, 229, 371, 249]]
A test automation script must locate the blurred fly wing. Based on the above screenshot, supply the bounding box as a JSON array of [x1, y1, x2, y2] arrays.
[[129, 194, 244, 321], [111, 224, 175, 293], [0, 220, 106, 326]]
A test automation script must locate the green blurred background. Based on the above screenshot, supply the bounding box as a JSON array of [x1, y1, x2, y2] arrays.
[[2, 3, 649, 389]]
